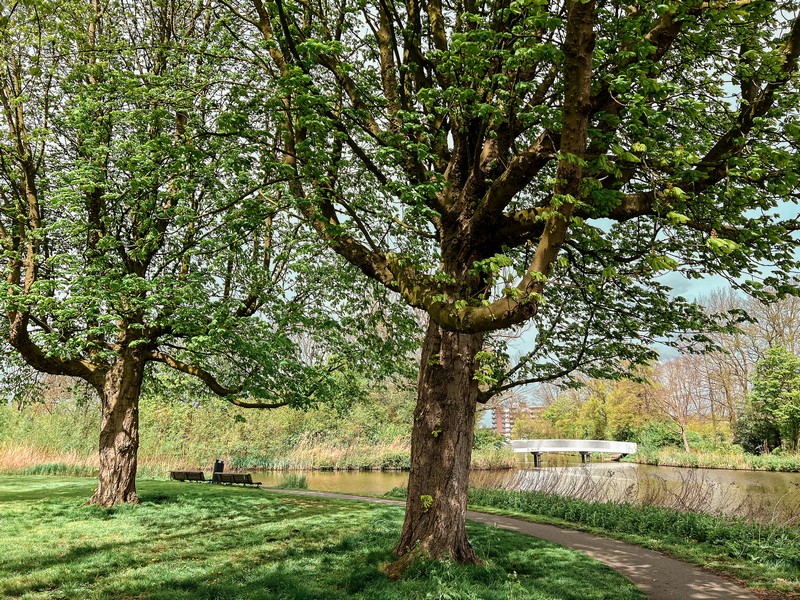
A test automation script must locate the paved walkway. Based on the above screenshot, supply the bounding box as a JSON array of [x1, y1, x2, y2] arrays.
[[262, 488, 758, 600]]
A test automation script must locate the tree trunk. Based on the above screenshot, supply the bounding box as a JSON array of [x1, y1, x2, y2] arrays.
[[680, 426, 691, 453], [390, 320, 483, 572], [90, 348, 146, 507]]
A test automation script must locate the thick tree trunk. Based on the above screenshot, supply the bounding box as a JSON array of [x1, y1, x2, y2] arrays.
[[391, 320, 483, 572], [90, 348, 146, 507]]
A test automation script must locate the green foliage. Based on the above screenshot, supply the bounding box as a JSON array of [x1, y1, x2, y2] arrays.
[[0, 377, 417, 472], [745, 453, 800, 472], [276, 473, 308, 489], [385, 486, 408, 500], [197, 0, 800, 406], [473, 428, 507, 450], [733, 411, 783, 455], [635, 422, 684, 450], [420, 494, 433, 512], [623, 445, 800, 472], [517, 378, 656, 442], [0, 477, 644, 600], [20, 463, 95, 477], [0, 0, 419, 435], [746, 346, 800, 451]]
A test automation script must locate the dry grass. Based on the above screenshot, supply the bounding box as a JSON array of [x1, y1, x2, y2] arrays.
[[471, 446, 516, 470], [0, 443, 210, 478], [0, 437, 515, 476], [0, 442, 97, 474]]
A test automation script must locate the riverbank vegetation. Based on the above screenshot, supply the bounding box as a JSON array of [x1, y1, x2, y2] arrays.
[[508, 293, 800, 473], [0, 376, 514, 476], [471, 466, 800, 526], [622, 445, 800, 472], [386, 485, 800, 597], [0, 476, 643, 600]]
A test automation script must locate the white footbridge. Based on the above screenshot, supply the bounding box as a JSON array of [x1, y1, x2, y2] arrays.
[[510, 439, 638, 467]]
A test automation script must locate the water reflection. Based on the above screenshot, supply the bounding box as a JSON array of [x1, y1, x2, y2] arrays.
[[248, 461, 800, 524], [248, 469, 408, 496]]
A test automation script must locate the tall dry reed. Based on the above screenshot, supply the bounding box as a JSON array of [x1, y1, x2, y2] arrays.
[[0, 443, 97, 474]]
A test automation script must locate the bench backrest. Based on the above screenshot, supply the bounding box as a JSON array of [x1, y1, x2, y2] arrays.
[[216, 472, 254, 484], [171, 471, 205, 481]]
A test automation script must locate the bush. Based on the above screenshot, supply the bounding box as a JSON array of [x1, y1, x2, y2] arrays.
[[635, 422, 682, 449], [276, 473, 308, 489], [746, 453, 800, 472], [733, 411, 783, 455], [380, 451, 410, 470], [473, 428, 506, 450], [384, 485, 407, 499]]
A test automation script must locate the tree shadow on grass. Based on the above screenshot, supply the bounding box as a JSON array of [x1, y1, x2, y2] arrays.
[[1, 483, 643, 600], [0, 495, 398, 598]]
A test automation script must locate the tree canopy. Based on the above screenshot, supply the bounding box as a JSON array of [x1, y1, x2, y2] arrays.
[[0, 0, 416, 505], [746, 345, 800, 451], [215, 0, 800, 395], [216, 0, 800, 564]]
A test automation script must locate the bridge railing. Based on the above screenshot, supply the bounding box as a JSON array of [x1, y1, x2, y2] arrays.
[[510, 439, 638, 455]]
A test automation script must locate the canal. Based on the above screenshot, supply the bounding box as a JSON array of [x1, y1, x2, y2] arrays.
[[247, 460, 800, 523]]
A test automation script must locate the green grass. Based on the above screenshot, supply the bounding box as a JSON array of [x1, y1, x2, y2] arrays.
[[19, 463, 97, 477], [275, 473, 308, 489], [0, 476, 644, 600], [383, 486, 799, 597]]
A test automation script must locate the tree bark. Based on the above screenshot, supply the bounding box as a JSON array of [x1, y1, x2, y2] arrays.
[[681, 427, 691, 453], [90, 347, 146, 507], [390, 319, 483, 572]]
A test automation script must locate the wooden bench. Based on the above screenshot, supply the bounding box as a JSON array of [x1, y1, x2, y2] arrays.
[[216, 473, 262, 486], [170, 471, 207, 482]]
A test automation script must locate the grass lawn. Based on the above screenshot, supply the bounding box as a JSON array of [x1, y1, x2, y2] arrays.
[[0, 476, 643, 600], [461, 487, 800, 598]]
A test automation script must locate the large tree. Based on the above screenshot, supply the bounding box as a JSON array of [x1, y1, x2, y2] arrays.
[[0, 0, 409, 506], [219, 0, 800, 567]]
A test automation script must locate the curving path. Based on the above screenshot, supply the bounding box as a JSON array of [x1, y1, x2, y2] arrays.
[[261, 488, 758, 600]]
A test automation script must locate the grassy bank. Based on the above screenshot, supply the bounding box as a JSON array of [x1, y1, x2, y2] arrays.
[[385, 486, 800, 597], [625, 446, 800, 472], [0, 441, 514, 477], [0, 476, 643, 600]]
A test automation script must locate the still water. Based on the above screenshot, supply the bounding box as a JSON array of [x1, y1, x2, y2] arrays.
[[248, 460, 800, 523]]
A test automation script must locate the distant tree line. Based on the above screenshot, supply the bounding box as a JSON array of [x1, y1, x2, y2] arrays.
[[511, 291, 800, 454]]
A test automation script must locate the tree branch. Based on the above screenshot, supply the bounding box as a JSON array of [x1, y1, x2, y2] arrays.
[[147, 350, 241, 396]]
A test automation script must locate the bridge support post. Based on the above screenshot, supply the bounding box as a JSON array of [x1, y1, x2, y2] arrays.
[[531, 452, 542, 468], [580, 451, 591, 464]]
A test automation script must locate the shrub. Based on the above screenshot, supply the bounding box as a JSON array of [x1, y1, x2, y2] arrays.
[[380, 451, 410, 470], [734, 411, 783, 455], [635, 422, 682, 449], [276, 473, 308, 489]]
